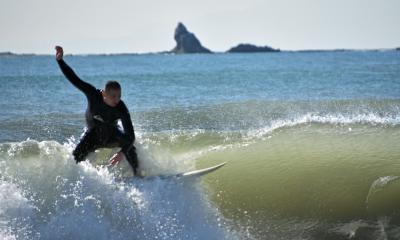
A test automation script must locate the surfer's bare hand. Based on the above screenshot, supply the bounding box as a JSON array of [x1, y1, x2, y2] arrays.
[[55, 46, 63, 60], [109, 152, 124, 166]]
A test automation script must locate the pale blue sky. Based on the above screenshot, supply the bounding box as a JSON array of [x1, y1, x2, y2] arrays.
[[1, 0, 399, 54]]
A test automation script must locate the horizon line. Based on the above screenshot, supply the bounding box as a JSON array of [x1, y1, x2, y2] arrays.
[[1, 47, 399, 56]]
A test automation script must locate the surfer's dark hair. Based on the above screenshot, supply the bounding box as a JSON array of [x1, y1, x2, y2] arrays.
[[105, 80, 121, 92]]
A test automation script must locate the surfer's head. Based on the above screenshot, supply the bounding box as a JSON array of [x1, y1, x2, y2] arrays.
[[102, 80, 121, 107]]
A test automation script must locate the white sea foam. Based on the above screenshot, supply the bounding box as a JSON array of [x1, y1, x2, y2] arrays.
[[0, 140, 239, 240], [0, 180, 36, 239]]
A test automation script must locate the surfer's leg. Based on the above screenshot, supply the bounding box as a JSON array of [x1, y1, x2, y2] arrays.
[[72, 129, 101, 163], [124, 145, 139, 175]]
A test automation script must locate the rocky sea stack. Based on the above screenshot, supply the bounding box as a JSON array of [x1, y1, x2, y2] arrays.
[[227, 43, 280, 53], [171, 23, 212, 54]]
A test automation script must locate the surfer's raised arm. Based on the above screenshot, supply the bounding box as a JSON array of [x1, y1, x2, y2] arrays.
[[55, 46, 96, 96]]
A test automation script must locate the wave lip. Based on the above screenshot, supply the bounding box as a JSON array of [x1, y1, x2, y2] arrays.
[[246, 111, 400, 139]]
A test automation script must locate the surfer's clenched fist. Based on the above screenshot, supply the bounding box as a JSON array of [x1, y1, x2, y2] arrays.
[[55, 46, 63, 61]]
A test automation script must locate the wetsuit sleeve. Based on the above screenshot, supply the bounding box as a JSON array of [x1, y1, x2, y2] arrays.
[[57, 59, 97, 97], [119, 101, 135, 153]]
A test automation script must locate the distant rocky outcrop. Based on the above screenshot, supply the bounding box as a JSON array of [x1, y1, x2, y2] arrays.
[[0, 52, 15, 56], [0, 52, 36, 56], [227, 43, 280, 53], [396, 47, 400, 51], [171, 23, 212, 54]]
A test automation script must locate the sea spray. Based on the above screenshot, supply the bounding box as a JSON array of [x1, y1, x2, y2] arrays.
[[0, 140, 238, 240]]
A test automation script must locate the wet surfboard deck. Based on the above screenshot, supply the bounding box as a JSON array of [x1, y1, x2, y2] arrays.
[[145, 162, 227, 180], [97, 162, 227, 181]]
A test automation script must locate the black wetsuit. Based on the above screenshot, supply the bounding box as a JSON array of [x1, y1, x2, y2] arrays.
[[57, 59, 138, 173]]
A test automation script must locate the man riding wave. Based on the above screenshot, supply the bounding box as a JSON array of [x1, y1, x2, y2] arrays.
[[55, 46, 139, 174]]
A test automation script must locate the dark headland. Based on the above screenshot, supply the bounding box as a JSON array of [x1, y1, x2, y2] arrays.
[[227, 43, 280, 53], [170, 22, 212, 54], [168, 23, 400, 54], [168, 22, 280, 54], [0, 52, 36, 56], [0, 52, 17, 56]]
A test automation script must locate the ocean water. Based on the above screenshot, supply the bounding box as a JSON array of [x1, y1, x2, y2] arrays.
[[0, 51, 399, 239]]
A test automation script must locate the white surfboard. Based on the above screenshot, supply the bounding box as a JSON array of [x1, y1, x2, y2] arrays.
[[97, 162, 226, 180], [144, 162, 227, 180]]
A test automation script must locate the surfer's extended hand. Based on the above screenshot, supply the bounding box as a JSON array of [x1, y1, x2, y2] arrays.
[[55, 46, 63, 60], [109, 152, 125, 166]]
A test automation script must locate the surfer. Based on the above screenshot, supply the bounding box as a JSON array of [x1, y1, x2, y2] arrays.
[[55, 46, 139, 174]]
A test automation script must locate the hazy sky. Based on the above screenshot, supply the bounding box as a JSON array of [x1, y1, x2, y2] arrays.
[[1, 0, 399, 54]]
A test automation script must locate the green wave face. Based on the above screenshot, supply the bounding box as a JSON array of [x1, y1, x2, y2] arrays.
[[191, 123, 400, 238]]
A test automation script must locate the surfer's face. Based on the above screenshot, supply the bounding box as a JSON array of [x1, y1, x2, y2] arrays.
[[102, 89, 121, 107]]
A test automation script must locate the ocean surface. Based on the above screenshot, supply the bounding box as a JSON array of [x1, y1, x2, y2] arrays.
[[1, 51, 399, 239]]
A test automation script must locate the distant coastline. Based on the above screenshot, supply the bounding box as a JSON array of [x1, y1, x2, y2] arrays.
[[1, 48, 398, 56], [0, 51, 37, 56]]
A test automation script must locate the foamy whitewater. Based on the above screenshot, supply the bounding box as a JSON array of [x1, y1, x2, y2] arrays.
[[1, 51, 399, 239], [0, 140, 236, 240]]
